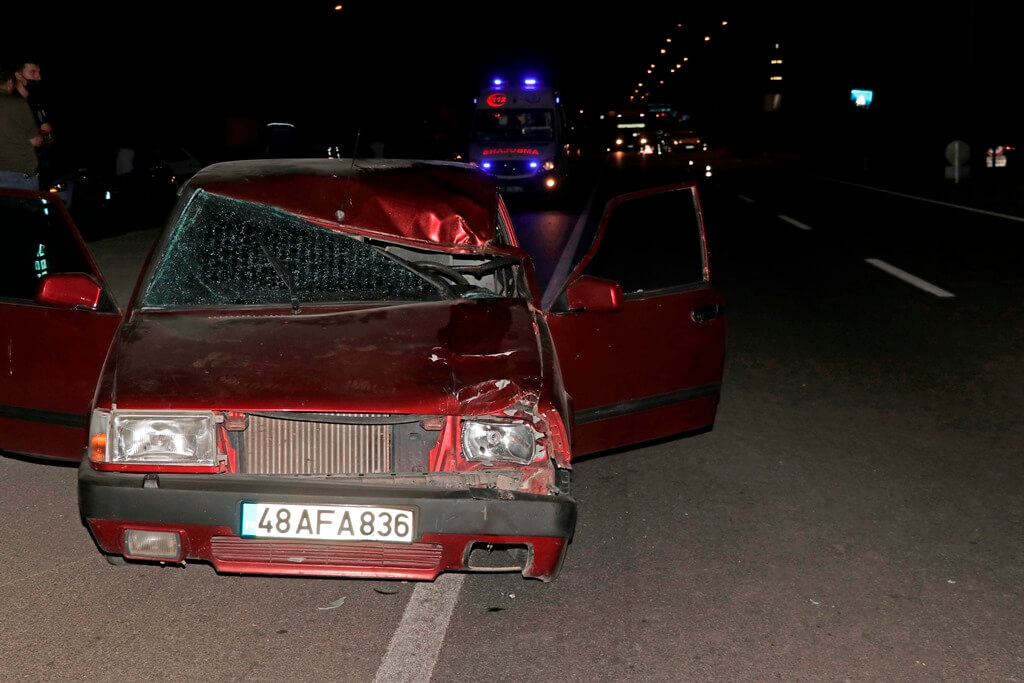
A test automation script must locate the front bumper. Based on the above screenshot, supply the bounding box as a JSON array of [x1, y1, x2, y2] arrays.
[[79, 463, 576, 581]]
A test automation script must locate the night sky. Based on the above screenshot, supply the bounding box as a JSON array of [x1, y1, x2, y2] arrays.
[[6, 2, 1018, 161]]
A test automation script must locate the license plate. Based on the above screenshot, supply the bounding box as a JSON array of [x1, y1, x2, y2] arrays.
[[241, 503, 414, 543], [500, 184, 525, 193]]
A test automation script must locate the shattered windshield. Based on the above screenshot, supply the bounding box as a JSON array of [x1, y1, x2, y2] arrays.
[[142, 192, 446, 308]]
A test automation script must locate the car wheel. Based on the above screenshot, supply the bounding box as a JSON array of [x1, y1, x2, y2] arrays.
[[104, 554, 127, 566]]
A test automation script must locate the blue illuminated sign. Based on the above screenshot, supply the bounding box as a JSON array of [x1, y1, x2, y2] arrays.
[[851, 89, 874, 108]]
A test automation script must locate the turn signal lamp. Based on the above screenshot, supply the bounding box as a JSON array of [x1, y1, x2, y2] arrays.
[[90, 433, 107, 463]]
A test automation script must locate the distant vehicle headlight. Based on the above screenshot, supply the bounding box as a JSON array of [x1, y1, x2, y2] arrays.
[[542, 161, 556, 171], [461, 419, 537, 465], [93, 410, 218, 466], [615, 138, 624, 145]]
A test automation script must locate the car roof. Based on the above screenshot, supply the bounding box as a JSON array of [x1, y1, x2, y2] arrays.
[[181, 159, 499, 249]]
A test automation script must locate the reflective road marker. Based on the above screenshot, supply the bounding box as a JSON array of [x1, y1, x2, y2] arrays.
[[373, 573, 465, 682], [865, 258, 956, 298], [778, 214, 814, 231]]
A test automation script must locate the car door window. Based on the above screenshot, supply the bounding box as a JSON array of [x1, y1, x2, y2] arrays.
[[582, 188, 705, 295], [0, 194, 94, 302]]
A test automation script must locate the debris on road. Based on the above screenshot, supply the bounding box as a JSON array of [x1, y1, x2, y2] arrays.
[[318, 597, 347, 611]]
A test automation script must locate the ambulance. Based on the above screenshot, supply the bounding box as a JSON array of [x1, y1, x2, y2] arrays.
[[469, 77, 568, 193]]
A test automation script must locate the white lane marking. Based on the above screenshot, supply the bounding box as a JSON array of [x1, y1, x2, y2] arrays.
[[865, 258, 956, 298], [827, 177, 1024, 224], [373, 573, 465, 683], [737, 194, 756, 203], [778, 214, 814, 231]]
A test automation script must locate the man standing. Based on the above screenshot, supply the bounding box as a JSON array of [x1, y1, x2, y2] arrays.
[[0, 68, 43, 191], [13, 60, 59, 190], [12, 60, 52, 142]]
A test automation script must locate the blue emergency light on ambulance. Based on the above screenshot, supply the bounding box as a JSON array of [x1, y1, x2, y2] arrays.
[[469, 76, 568, 193]]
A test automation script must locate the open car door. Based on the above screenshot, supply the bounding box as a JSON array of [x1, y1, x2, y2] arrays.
[[0, 190, 121, 460], [543, 183, 725, 457]]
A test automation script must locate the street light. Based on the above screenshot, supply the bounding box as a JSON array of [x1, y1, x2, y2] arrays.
[[660, 48, 666, 54]]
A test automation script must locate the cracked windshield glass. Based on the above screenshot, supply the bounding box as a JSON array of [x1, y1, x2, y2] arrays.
[[142, 192, 444, 307]]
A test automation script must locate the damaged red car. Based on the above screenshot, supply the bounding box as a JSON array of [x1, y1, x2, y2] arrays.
[[0, 160, 724, 581]]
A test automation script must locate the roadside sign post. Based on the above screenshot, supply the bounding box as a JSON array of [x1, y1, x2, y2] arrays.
[[944, 140, 971, 184]]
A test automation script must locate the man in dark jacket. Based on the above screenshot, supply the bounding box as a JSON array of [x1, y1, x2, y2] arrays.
[[0, 68, 43, 191]]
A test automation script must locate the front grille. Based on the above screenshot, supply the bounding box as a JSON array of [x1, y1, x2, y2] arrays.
[[242, 414, 390, 474], [210, 537, 443, 570], [237, 413, 436, 475]]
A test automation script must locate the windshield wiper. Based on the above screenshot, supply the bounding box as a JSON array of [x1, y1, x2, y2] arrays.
[[253, 230, 301, 313], [366, 244, 457, 299]]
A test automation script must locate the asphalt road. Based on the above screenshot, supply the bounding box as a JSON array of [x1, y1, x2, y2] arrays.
[[2, 153, 1022, 681]]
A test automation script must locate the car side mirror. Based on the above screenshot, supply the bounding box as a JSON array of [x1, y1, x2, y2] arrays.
[[566, 275, 624, 313], [35, 273, 104, 310]]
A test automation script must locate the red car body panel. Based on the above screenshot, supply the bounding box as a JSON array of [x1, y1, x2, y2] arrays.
[[543, 182, 725, 456], [87, 519, 566, 581], [0, 303, 120, 460], [104, 300, 546, 415], [545, 288, 725, 456], [0, 191, 121, 460]]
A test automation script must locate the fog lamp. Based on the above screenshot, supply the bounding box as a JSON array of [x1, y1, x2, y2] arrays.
[[544, 177, 557, 189], [124, 529, 182, 560]]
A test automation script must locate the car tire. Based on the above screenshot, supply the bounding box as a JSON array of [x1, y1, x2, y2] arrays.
[[104, 554, 127, 566]]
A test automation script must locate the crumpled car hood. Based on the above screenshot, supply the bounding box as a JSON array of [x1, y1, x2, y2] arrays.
[[112, 299, 543, 415]]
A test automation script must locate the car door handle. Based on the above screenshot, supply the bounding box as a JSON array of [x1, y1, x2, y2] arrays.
[[692, 304, 722, 323]]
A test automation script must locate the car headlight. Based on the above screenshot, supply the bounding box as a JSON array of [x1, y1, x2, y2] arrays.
[[92, 410, 218, 466], [461, 419, 537, 465], [542, 161, 555, 171]]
